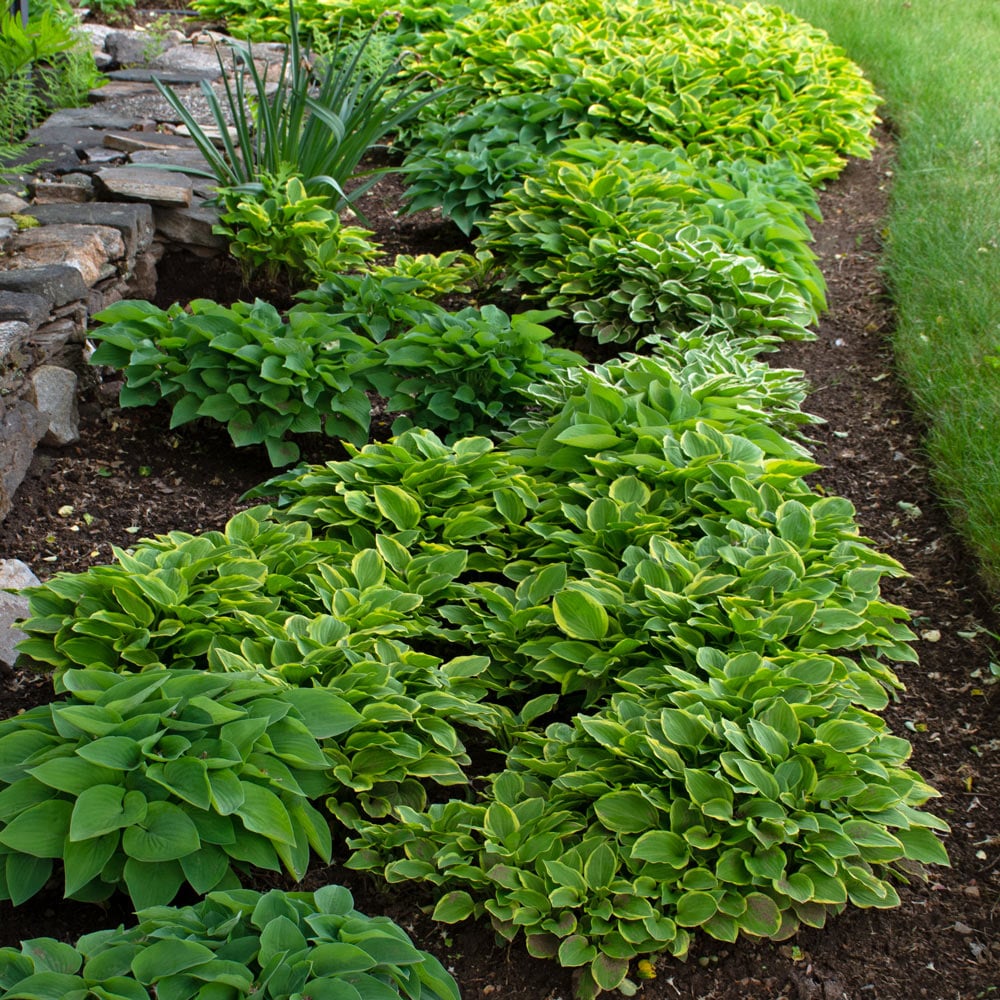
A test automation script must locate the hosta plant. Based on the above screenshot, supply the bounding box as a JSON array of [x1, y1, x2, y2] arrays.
[[477, 138, 825, 342], [409, 0, 878, 182], [0, 885, 460, 1000], [215, 171, 380, 285], [402, 92, 579, 234], [372, 306, 584, 440], [89, 298, 381, 465], [0, 668, 347, 908]]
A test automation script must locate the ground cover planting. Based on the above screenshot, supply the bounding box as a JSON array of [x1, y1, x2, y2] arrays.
[[2, 0, 996, 998]]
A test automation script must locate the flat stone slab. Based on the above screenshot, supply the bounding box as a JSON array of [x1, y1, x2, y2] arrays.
[[24, 126, 115, 149], [95, 166, 193, 207], [8, 225, 126, 287], [38, 107, 145, 131], [129, 148, 214, 175], [155, 203, 226, 249], [107, 67, 221, 84], [24, 203, 155, 257], [0, 399, 48, 522], [0, 193, 29, 214], [104, 130, 198, 153], [0, 266, 87, 308]]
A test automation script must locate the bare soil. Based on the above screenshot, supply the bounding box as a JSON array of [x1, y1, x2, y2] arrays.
[[0, 128, 997, 1000]]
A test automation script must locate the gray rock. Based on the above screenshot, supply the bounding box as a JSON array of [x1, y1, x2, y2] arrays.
[[0, 193, 29, 214], [31, 175, 93, 204], [126, 246, 162, 300], [94, 52, 114, 71], [5, 143, 83, 175], [24, 203, 155, 258], [31, 365, 79, 446], [24, 126, 113, 149], [0, 559, 40, 590], [0, 266, 87, 308], [104, 130, 197, 153], [0, 291, 50, 327], [149, 44, 233, 77], [130, 148, 213, 177], [95, 166, 193, 207], [105, 29, 186, 68], [107, 67, 221, 84], [83, 146, 127, 165], [0, 591, 31, 672], [76, 23, 116, 49], [38, 107, 143, 131], [8, 225, 126, 287], [0, 399, 48, 522], [0, 219, 16, 241], [32, 318, 84, 366], [0, 321, 31, 366], [155, 203, 226, 249]]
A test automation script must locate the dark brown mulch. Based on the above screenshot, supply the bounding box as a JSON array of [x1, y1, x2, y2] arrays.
[[0, 127, 998, 1000]]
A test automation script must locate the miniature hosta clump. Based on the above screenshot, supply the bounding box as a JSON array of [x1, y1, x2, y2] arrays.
[[0, 886, 460, 1000], [373, 305, 584, 440]]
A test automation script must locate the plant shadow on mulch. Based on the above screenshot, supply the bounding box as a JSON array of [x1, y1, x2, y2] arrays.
[[0, 128, 998, 1000]]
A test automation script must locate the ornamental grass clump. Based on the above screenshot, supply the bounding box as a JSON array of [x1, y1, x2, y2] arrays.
[[153, 0, 439, 209]]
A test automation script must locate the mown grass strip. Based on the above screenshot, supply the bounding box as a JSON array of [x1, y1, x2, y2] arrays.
[[765, 0, 1000, 587]]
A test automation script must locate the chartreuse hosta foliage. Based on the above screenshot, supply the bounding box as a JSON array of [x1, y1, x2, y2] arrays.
[[477, 138, 824, 344], [0, 886, 459, 1000], [16, 344, 947, 996], [407, 0, 878, 184]]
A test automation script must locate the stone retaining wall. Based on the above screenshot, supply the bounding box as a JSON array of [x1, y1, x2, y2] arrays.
[[0, 24, 279, 521]]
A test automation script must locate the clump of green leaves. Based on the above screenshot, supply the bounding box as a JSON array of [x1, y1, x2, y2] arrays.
[[477, 138, 824, 344], [402, 92, 578, 234], [409, 0, 878, 182], [0, 668, 346, 909], [89, 298, 381, 465], [0, 886, 460, 1000], [373, 306, 584, 440], [215, 171, 380, 285]]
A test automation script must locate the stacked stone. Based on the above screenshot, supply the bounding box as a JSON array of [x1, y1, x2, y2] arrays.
[[0, 23, 285, 525]]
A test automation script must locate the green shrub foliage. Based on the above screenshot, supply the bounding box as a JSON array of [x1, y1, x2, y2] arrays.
[[477, 139, 824, 343], [0, 669, 342, 908], [408, 0, 878, 183], [373, 305, 584, 440], [0, 886, 460, 1000], [89, 299, 381, 466], [19, 339, 947, 994]]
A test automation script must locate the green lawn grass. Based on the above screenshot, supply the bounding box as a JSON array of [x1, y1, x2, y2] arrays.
[[765, 0, 1000, 589]]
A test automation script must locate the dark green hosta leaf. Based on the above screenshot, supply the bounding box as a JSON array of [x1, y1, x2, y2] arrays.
[[6, 856, 53, 906], [674, 891, 718, 927], [738, 892, 783, 937], [69, 786, 146, 841], [432, 891, 477, 924], [121, 801, 201, 862], [129, 939, 217, 984], [0, 800, 72, 858]]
